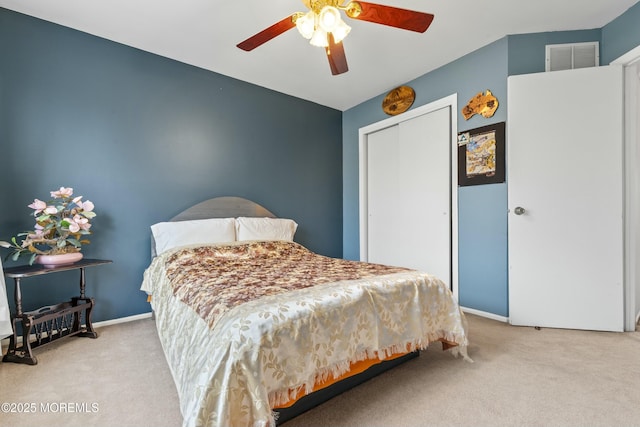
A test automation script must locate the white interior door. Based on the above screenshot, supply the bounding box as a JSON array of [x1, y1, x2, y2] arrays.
[[508, 65, 624, 332], [365, 107, 451, 284]]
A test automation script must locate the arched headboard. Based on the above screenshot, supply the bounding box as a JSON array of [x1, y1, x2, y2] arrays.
[[170, 196, 275, 221], [151, 196, 276, 257]]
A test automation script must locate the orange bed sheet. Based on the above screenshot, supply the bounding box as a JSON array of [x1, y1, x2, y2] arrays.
[[274, 351, 408, 409], [275, 338, 458, 409]]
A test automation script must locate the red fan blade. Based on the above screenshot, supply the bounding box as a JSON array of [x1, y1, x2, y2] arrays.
[[237, 14, 297, 51], [325, 33, 348, 75], [345, 1, 434, 33]]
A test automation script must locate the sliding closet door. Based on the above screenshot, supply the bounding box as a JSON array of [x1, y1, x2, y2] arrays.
[[366, 107, 451, 284], [367, 125, 401, 265]]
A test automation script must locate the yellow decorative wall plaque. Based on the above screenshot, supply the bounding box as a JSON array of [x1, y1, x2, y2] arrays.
[[462, 89, 499, 120], [382, 85, 415, 116]]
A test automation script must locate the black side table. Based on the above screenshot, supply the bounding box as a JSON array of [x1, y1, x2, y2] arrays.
[[1, 258, 112, 365]]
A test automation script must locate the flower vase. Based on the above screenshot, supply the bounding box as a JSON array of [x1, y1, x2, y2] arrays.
[[35, 252, 84, 268]]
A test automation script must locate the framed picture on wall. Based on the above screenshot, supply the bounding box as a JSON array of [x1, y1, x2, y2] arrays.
[[457, 122, 505, 186]]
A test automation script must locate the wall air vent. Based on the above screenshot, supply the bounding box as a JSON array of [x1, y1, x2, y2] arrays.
[[545, 42, 599, 72]]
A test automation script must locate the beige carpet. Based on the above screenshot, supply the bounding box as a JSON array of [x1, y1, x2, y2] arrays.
[[0, 314, 638, 427]]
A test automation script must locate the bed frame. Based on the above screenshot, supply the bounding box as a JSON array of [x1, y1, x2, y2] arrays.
[[156, 196, 418, 425]]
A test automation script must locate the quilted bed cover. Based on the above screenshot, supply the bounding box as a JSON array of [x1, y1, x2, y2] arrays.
[[141, 241, 469, 427]]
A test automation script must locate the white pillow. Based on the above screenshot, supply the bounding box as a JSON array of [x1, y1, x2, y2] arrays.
[[236, 217, 298, 242], [151, 218, 236, 255]]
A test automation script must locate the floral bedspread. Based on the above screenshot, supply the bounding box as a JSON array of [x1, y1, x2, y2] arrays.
[[141, 241, 469, 427], [164, 241, 410, 329]]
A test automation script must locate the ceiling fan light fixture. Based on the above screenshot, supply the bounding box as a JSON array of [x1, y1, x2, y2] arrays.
[[295, 10, 315, 39], [309, 27, 329, 47], [318, 6, 341, 32], [331, 18, 351, 43]]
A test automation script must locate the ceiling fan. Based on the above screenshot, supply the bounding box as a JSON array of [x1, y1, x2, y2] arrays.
[[237, 0, 434, 76]]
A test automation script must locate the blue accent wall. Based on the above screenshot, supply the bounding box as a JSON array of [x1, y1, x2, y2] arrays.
[[343, 3, 640, 318], [0, 8, 343, 322], [601, 1, 640, 64]]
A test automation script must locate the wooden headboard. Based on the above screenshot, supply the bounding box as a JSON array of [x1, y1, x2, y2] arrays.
[[170, 196, 275, 221], [150, 196, 276, 257]]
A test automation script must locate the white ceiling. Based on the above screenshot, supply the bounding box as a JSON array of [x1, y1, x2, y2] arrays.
[[0, 0, 637, 110]]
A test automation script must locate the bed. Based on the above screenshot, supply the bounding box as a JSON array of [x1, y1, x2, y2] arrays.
[[140, 196, 470, 427]]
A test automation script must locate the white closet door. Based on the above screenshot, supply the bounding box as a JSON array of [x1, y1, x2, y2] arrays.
[[508, 66, 624, 332], [367, 107, 451, 284], [367, 125, 400, 265]]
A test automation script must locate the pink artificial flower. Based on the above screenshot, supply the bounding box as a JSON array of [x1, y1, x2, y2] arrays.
[[44, 205, 58, 215], [72, 196, 83, 204], [78, 200, 95, 212], [73, 214, 91, 231], [22, 226, 44, 246], [51, 187, 73, 198], [65, 217, 80, 233], [28, 199, 47, 215]]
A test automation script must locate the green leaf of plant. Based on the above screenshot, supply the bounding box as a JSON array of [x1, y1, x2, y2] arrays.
[[66, 237, 81, 247]]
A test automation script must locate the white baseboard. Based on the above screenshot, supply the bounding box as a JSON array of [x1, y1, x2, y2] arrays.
[[461, 306, 509, 323], [1, 312, 154, 352], [93, 312, 153, 328]]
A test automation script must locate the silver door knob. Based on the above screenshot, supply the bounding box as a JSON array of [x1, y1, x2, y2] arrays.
[[514, 207, 526, 215]]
